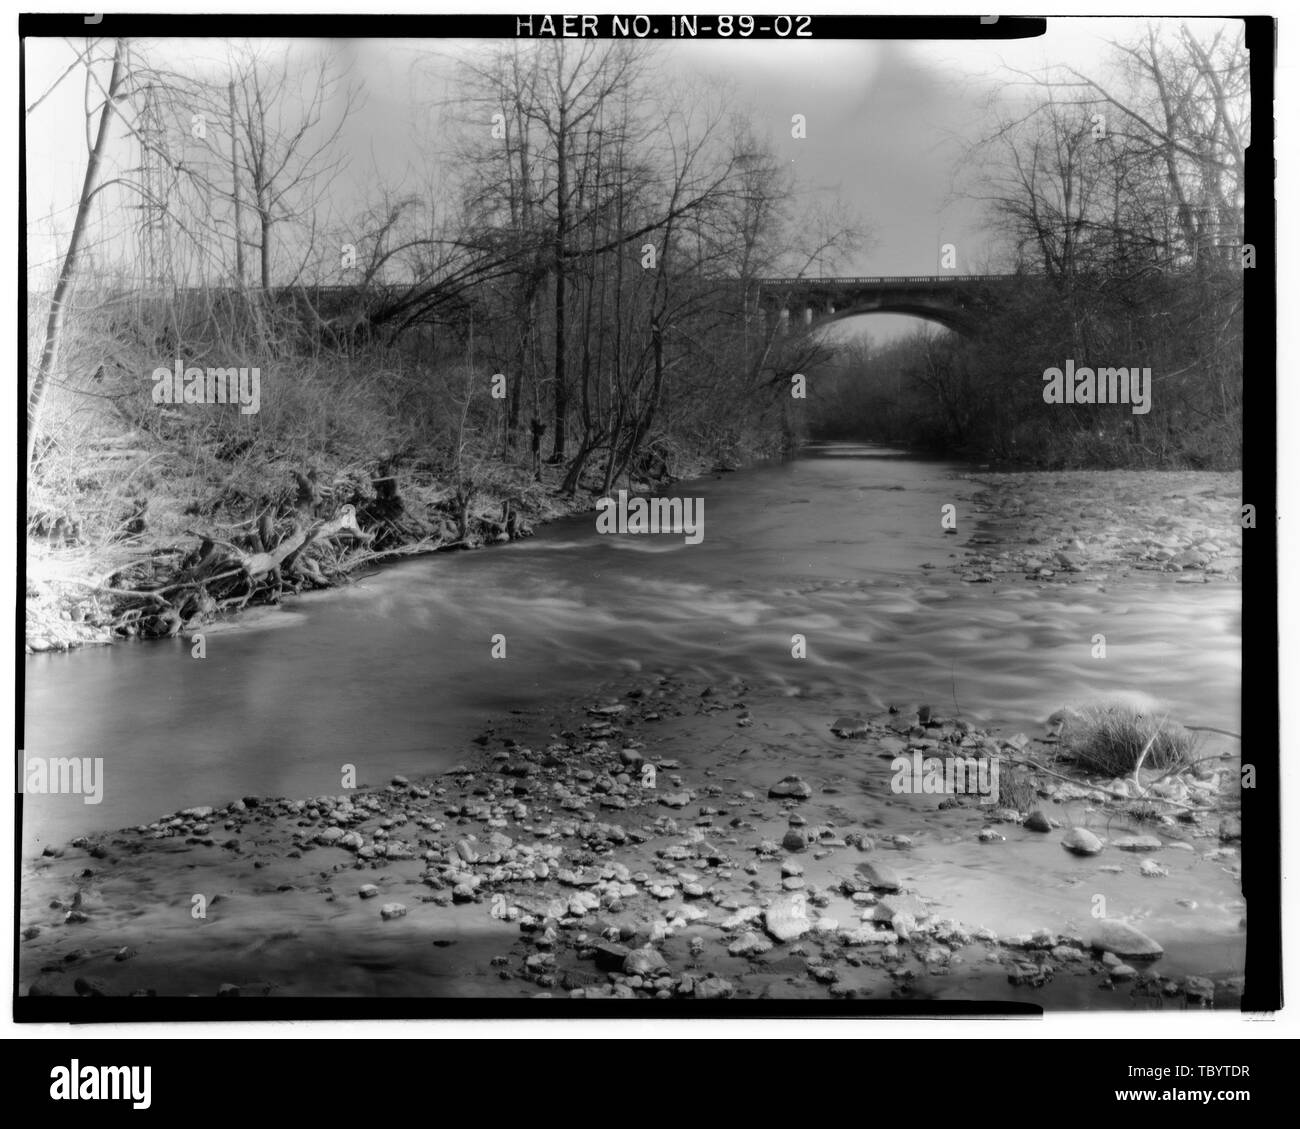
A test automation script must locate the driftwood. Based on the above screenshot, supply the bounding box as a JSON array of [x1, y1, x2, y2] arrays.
[[219, 503, 371, 581], [100, 503, 373, 637]]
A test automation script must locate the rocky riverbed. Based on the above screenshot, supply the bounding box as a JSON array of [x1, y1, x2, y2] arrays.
[[20, 671, 1244, 1006], [946, 469, 1242, 586]]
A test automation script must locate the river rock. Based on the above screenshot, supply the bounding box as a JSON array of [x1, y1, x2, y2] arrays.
[[1184, 976, 1215, 1005], [1024, 810, 1052, 832], [623, 947, 670, 977], [380, 902, 407, 920], [764, 894, 812, 942], [1090, 919, 1163, 959], [593, 943, 630, 971], [728, 931, 773, 957], [358, 884, 379, 899], [721, 906, 763, 930], [874, 893, 930, 922], [768, 776, 812, 800], [831, 717, 869, 738], [694, 977, 735, 1000], [1062, 827, 1104, 855], [782, 829, 808, 852], [857, 861, 902, 891], [1114, 835, 1163, 852]]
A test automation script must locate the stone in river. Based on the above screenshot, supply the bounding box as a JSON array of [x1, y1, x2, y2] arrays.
[[1184, 976, 1215, 1005], [782, 828, 807, 852], [721, 906, 763, 930], [831, 717, 869, 738], [1089, 919, 1163, 959], [694, 977, 735, 1000], [857, 861, 902, 892], [768, 776, 812, 800], [1024, 810, 1052, 832], [593, 943, 630, 971], [764, 894, 812, 942], [380, 902, 407, 920], [1061, 827, 1104, 855], [728, 931, 773, 957], [623, 947, 670, 977], [874, 893, 930, 922], [1113, 835, 1163, 852]]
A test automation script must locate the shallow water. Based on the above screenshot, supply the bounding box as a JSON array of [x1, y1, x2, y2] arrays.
[[23, 442, 1240, 848]]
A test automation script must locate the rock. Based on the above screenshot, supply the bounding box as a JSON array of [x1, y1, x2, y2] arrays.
[[358, 884, 379, 899], [1090, 919, 1163, 959], [768, 776, 812, 800], [217, 983, 241, 997], [1061, 827, 1104, 855], [782, 828, 807, 852], [380, 902, 407, 920], [721, 906, 763, 930], [728, 931, 774, 957], [874, 893, 930, 922], [1024, 810, 1052, 832], [831, 717, 869, 738], [315, 827, 344, 845], [660, 792, 691, 808], [1110, 964, 1137, 981], [694, 977, 735, 1000], [839, 927, 896, 946], [1114, 835, 1163, 852], [979, 828, 1003, 842], [1184, 976, 1215, 1005], [73, 977, 108, 997], [593, 943, 630, 971], [623, 947, 670, 978], [764, 894, 812, 943], [1139, 859, 1169, 878], [857, 861, 902, 891]]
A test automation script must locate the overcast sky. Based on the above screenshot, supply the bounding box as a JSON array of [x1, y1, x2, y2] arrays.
[[24, 17, 1244, 341]]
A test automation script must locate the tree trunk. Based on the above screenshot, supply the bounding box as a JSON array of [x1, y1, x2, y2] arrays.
[[28, 39, 126, 471]]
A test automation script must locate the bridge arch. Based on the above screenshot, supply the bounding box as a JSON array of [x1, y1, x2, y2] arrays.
[[814, 302, 978, 336]]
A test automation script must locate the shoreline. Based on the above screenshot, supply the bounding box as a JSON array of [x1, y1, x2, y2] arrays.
[[24, 448, 730, 656], [21, 670, 1243, 1005]]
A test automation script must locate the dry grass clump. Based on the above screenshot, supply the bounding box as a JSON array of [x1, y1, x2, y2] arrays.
[[1061, 702, 1196, 776]]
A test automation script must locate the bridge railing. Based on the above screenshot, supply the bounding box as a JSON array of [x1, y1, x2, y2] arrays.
[[753, 274, 1018, 286]]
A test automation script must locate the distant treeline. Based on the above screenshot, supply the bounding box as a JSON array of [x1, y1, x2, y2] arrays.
[[807, 23, 1246, 469]]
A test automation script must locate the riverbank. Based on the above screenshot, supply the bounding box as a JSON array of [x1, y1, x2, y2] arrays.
[[21, 667, 1244, 1005], [25, 445, 732, 655], [949, 469, 1243, 586]]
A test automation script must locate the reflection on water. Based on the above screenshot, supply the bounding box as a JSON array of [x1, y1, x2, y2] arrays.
[[23, 443, 1240, 846]]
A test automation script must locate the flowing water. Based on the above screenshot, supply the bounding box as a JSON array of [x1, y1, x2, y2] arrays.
[[23, 442, 1246, 1001], [23, 442, 1240, 846]]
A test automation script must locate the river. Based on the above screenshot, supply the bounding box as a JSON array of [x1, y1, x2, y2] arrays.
[[22, 442, 1240, 847]]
